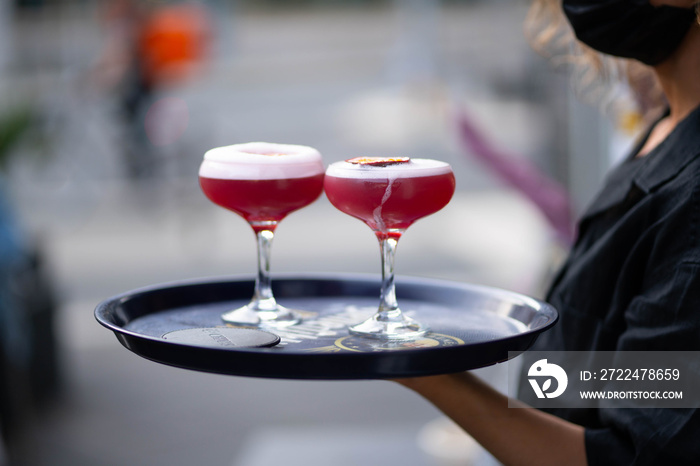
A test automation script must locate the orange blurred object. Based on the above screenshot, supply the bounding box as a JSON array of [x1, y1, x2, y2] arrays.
[[137, 3, 210, 88]]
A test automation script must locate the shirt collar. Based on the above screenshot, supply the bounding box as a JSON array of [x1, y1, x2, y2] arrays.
[[635, 103, 700, 193], [581, 103, 700, 220]]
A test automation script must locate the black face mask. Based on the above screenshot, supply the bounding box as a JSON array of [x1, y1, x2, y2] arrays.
[[562, 0, 697, 66]]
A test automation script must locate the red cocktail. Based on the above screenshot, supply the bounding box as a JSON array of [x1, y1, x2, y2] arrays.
[[199, 142, 324, 327], [199, 176, 325, 232], [325, 157, 455, 339]]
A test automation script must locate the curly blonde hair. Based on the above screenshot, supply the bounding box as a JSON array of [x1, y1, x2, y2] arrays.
[[524, 0, 700, 125]]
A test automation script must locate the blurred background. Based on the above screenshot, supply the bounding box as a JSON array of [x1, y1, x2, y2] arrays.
[[0, 0, 639, 465]]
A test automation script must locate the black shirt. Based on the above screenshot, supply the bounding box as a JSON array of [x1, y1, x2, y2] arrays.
[[530, 103, 700, 465]]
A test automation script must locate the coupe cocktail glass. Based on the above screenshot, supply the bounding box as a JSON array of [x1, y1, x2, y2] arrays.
[[199, 142, 324, 328], [324, 157, 455, 339]]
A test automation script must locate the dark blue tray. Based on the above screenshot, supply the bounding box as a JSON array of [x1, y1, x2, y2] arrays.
[[94, 274, 557, 380]]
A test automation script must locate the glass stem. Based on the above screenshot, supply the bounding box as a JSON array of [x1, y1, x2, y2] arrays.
[[252, 228, 277, 311], [377, 235, 401, 320]]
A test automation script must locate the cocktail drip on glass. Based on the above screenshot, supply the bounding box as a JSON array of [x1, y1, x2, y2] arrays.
[[199, 142, 324, 328], [324, 157, 455, 340]]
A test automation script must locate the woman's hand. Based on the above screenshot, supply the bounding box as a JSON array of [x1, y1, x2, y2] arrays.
[[394, 372, 587, 466]]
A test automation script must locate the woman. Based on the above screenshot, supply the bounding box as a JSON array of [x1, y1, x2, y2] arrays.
[[397, 1, 700, 465]]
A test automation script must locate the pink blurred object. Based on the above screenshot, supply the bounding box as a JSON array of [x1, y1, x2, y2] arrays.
[[454, 109, 575, 245]]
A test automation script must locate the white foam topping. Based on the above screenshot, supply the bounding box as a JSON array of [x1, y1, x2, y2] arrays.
[[199, 142, 324, 180], [325, 158, 452, 179]]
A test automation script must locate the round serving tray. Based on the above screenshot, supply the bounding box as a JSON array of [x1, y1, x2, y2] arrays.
[[95, 274, 558, 380]]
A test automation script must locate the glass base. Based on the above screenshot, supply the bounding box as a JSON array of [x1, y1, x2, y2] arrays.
[[348, 312, 429, 340], [221, 305, 301, 328]]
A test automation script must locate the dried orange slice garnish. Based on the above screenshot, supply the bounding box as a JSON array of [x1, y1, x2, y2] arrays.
[[346, 157, 410, 166]]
